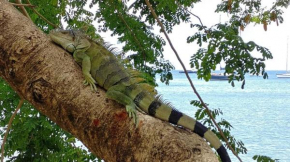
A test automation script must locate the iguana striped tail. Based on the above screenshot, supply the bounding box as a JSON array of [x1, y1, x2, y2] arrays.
[[131, 87, 231, 162]]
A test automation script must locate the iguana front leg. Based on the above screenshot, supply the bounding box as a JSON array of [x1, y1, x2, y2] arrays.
[[73, 49, 97, 91]]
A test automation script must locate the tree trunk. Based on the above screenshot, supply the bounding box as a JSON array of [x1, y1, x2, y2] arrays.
[[0, 1, 218, 161]]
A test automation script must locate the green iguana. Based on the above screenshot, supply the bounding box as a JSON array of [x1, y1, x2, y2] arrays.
[[49, 29, 231, 162]]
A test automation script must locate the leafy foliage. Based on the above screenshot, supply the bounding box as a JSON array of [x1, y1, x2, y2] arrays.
[[125, 0, 198, 33], [92, 0, 174, 85], [187, 0, 289, 87], [188, 22, 272, 86], [216, 0, 288, 30], [253, 155, 279, 162]]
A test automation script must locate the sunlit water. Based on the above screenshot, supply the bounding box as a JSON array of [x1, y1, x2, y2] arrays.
[[156, 70, 290, 162]]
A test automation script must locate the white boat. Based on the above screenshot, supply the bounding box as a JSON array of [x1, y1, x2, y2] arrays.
[[276, 73, 290, 78], [277, 37, 290, 78]]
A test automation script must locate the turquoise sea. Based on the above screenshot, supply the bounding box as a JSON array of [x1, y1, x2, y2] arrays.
[[155, 70, 290, 162]]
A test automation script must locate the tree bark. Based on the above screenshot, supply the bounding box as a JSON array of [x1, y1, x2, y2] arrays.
[[0, 1, 218, 161]]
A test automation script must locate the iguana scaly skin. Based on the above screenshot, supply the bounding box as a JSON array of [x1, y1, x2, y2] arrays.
[[49, 29, 231, 162]]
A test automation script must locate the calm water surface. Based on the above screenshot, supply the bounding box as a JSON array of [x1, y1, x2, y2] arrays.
[[156, 70, 290, 162]]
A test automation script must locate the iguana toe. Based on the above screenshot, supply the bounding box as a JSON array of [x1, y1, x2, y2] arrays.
[[126, 104, 138, 127], [83, 76, 97, 91]]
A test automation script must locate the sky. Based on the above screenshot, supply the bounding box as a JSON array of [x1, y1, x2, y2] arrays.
[[97, 0, 290, 71]]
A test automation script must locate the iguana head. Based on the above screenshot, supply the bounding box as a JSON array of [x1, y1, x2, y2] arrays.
[[49, 29, 89, 53]]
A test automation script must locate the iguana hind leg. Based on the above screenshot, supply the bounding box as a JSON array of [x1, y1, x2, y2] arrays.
[[106, 86, 138, 126]]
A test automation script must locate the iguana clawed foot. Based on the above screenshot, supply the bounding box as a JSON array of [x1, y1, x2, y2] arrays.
[[126, 104, 138, 127], [83, 73, 97, 91], [106, 87, 139, 127]]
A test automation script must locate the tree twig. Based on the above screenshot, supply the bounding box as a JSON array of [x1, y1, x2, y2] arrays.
[[10, 3, 35, 7], [1, 99, 24, 162], [117, 13, 147, 63], [179, 5, 207, 32], [110, 0, 147, 65], [25, 0, 58, 28], [13, 0, 31, 19], [144, 1, 242, 162]]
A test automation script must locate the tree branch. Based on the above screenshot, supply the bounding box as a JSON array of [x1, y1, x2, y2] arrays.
[[0, 1, 218, 161]]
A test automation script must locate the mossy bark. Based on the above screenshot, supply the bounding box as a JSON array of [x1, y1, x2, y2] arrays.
[[0, 1, 218, 161]]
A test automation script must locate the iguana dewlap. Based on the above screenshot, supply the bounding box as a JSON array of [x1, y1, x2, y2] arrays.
[[49, 29, 231, 162]]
